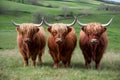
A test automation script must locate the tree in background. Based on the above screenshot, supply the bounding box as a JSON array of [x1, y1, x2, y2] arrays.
[[61, 6, 69, 18], [6, 0, 44, 5], [33, 11, 43, 24]]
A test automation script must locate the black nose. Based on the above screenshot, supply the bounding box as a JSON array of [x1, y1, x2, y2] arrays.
[[56, 38, 62, 44], [91, 39, 97, 44], [24, 38, 30, 43]]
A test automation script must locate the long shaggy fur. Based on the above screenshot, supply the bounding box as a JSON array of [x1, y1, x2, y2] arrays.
[[48, 23, 77, 68], [17, 23, 46, 66], [84, 23, 104, 34], [79, 22, 108, 69]]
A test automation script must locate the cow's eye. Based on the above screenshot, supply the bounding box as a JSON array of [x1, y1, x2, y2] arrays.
[[87, 33, 90, 37], [21, 32, 25, 35], [96, 34, 101, 37], [52, 31, 57, 36], [63, 32, 67, 36]]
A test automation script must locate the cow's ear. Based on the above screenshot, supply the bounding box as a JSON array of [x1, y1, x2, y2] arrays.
[[81, 27, 85, 31], [36, 28, 39, 32], [47, 27, 51, 32], [67, 27, 72, 33], [102, 28, 107, 32], [16, 27, 20, 32]]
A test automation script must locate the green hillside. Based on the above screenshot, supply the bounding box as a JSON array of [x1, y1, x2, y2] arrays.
[[0, 0, 120, 50]]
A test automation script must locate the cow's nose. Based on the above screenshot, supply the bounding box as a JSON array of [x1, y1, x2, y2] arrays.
[[24, 38, 30, 43], [91, 39, 97, 44], [56, 38, 62, 44]]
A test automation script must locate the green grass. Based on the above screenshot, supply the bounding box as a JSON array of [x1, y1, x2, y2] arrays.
[[0, 1, 62, 15], [42, 1, 97, 8], [0, 13, 120, 50], [0, 31, 17, 49], [0, 14, 33, 30], [0, 49, 120, 80]]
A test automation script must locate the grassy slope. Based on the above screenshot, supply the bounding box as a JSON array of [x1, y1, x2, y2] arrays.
[[0, 49, 120, 80], [0, 1, 61, 14], [0, 0, 120, 50], [42, 1, 97, 8]]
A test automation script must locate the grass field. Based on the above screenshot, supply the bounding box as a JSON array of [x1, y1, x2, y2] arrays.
[[0, 49, 120, 80], [0, 0, 120, 80]]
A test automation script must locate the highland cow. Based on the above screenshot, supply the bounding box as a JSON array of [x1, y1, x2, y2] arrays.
[[44, 17, 77, 68], [12, 21, 46, 66], [77, 18, 113, 69]]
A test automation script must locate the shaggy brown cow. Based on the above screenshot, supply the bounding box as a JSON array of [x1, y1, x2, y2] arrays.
[[12, 21, 46, 66], [77, 18, 113, 69], [44, 17, 77, 68]]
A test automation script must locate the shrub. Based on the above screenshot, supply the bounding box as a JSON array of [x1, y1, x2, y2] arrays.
[[32, 11, 44, 24]]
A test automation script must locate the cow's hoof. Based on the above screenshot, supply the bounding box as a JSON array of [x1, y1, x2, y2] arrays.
[[53, 64, 58, 69]]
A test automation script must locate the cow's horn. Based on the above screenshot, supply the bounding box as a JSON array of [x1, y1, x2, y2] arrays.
[[102, 17, 113, 27], [66, 16, 77, 27], [77, 19, 87, 27], [12, 20, 20, 27], [43, 17, 52, 27], [35, 20, 43, 27]]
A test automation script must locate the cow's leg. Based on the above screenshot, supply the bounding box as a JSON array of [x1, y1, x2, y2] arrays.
[[67, 59, 71, 67], [38, 50, 44, 64], [20, 50, 28, 66], [54, 61, 59, 69], [95, 61, 100, 69], [67, 53, 72, 67], [49, 50, 59, 69], [62, 56, 68, 68], [62, 61, 67, 68], [95, 47, 105, 69], [85, 59, 91, 69], [31, 55, 37, 66], [95, 53, 103, 69], [82, 51, 91, 69], [95, 57, 101, 69], [38, 53, 42, 64], [23, 57, 28, 66]]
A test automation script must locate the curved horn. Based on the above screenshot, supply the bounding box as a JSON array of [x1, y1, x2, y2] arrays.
[[77, 19, 87, 27], [43, 17, 52, 27], [12, 20, 20, 27], [35, 20, 43, 27], [66, 16, 77, 27], [102, 17, 113, 27]]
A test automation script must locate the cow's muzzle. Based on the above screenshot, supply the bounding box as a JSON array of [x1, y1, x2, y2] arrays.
[[24, 38, 31, 44], [91, 39, 97, 45], [56, 38, 62, 45]]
